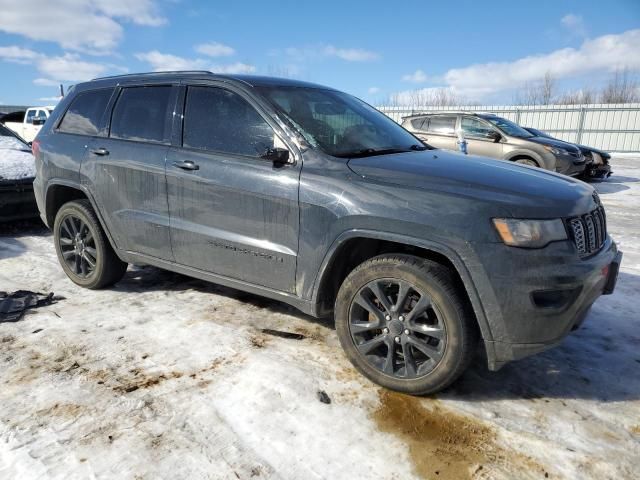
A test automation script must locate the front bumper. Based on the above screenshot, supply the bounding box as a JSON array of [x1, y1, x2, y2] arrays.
[[555, 154, 586, 177], [468, 238, 621, 370], [582, 161, 612, 180]]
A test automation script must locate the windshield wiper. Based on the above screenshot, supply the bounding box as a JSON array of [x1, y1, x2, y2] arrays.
[[335, 145, 426, 158]]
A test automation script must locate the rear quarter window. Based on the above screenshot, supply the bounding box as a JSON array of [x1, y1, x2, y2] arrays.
[[57, 88, 114, 136], [426, 116, 456, 135], [109, 86, 173, 144]]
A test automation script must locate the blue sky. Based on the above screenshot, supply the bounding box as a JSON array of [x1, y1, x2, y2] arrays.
[[0, 0, 639, 106]]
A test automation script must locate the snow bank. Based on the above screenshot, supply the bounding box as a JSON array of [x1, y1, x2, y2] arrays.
[[0, 136, 34, 181]]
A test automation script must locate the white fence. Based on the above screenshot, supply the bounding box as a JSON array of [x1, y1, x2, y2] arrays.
[[377, 103, 640, 153]]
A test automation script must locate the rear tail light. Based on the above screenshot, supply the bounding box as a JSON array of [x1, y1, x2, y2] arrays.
[[31, 139, 40, 157]]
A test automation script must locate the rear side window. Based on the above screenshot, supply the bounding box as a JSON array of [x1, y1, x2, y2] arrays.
[[110, 86, 173, 143], [410, 118, 427, 130], [58, 88, 114, 136], [426, 116, 456, 135], [183, 86, 275, 156]]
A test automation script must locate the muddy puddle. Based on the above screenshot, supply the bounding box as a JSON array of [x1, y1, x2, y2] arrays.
[[373, 390, 547, 480]]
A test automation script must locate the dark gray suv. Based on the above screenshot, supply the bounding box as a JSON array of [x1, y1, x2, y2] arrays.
[[33, 72, 622, 395]]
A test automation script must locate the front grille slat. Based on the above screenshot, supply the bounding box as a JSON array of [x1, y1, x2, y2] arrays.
[[567, 206, 607, 258]]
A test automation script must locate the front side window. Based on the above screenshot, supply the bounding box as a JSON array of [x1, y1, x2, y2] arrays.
[[183, 86, 275, 156], [110, 86, 173, 143], [426, 116, 456, 135], [58, 88, 114, 136], [257, 86, 424, 158], [461, 117, 495, 138]]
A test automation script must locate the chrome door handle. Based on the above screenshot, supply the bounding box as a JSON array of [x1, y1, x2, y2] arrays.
[[90, 147, 109, 156], [172, 160, 200, 171]]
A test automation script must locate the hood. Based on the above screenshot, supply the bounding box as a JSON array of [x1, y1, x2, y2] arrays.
[[0, 136, 35, 181], [347, 149, 595, 212], [527, 135, 580, 153]]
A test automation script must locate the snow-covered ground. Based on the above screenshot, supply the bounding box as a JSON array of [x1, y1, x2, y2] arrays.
[[1, 157, 639, 480]]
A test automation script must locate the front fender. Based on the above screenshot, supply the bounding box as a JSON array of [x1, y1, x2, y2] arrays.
[[310, 228, 495, 347], [504, 149, 553, 170]]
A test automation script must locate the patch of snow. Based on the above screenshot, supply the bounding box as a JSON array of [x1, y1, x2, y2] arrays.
[[0, 136, 34, 181]]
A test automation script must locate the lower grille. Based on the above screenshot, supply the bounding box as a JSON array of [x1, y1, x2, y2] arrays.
[[567, 207, 607, 257]]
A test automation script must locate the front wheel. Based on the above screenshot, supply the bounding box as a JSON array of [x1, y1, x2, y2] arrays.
[[335, 254, 478, 395], [514, 157, 539, 167], [53, 199, 127, 289]]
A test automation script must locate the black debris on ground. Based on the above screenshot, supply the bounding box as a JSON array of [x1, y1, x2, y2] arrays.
[[0, 290, 64, 323], [261, 328, 305, 340], [317, 390, 331, 404]]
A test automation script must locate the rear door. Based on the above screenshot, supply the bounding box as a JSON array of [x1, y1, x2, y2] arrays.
[[460, 116, 503, 158], [166, 83, 300, 293], [82, 84, 178, 260], [419, 115, 457, 151]]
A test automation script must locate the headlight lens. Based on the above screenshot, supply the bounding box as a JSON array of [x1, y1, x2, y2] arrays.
[[493, 218, 567, 248], [543, 145, 568, 156]]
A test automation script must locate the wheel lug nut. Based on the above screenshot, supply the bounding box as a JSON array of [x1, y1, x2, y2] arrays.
[[404, 329, 410, 335], [394, 336, 401, 343], [383, 328, 389, 334], [385, 315, 391, 321], [399, 315, 405, 321]]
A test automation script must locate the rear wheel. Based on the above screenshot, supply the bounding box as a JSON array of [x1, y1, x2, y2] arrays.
[[335, 254, 478, 395], [53, 200, 127, 289]]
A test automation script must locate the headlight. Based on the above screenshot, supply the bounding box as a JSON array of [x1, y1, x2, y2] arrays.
[[543, 145, 568, 156], [492, 218, 567, 248]]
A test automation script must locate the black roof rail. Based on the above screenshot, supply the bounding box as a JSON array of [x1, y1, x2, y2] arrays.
[[91, 70, 213, 81]]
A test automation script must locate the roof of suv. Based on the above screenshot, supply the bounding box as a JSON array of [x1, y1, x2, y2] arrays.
[[402, 111, 498, 120], [87, 71, 334, 91]]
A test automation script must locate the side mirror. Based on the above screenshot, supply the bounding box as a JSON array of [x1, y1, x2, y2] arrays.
[[486, 130, 501, 142], [261, 147, 290, 166], [32, 116, 47, 126]]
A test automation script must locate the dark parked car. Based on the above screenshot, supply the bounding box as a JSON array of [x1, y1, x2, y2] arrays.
[[0, 124, 39, 222], [402, 112, 586, 177], [523, 127, 612, 180], [33, 72, 621, 394]]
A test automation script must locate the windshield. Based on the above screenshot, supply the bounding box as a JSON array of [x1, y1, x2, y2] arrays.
[[256, 86, 426, 157], [483, 116, 534, 138]]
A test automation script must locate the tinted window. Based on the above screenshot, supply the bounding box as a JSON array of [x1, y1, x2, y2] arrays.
[[58, 88, 114, 136], [426, 116, 456, 135], [410, 118, 427, 130], [110, 86, 173, 143], [483, 115, 534, 138], [25, 109, 36, 124], [183, 86, 275, 156], [461, 117, 495, 138]]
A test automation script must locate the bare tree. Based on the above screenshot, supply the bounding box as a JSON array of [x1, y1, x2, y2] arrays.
[[514, 71, 556, 105], [386, 87, 465, 107], [599, 68, 639, 104], [555, 88, 596, 105]]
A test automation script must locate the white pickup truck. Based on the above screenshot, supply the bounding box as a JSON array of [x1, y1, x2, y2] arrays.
[[2, 106, 54, 143]]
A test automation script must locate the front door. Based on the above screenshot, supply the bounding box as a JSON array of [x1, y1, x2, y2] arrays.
[[166, 85, 299, 293], [460, 116, 503, 158]]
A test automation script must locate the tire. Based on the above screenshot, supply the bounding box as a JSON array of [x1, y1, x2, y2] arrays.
[[53, 199, 127, 289], [335, 254, 478, 395], [514, 157, 539, 168]]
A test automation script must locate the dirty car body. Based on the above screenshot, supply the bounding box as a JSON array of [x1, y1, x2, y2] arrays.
[[32, 72, 622, 392]]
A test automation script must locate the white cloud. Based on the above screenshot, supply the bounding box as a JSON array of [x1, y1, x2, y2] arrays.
[[195, 42, 235, 57], [443, 29, 640, 97], [136, 50, 256, 75], [38, 96, 63, 102], [33, 78, 61, 87], [281, 44, 379, 62], [211, 62, 256, 74], [402, 69, 428, 83], [368, 87, 381, 94], [323, 45, 379, 62], [0, 46, 40, 64], [561, 13, 586, 36], [0, 0, 165, 53], [135, 51, 208, 71]]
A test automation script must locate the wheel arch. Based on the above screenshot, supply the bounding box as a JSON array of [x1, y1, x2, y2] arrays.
[[310, 229, 494, 345], [44, 180, 120, 256]]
